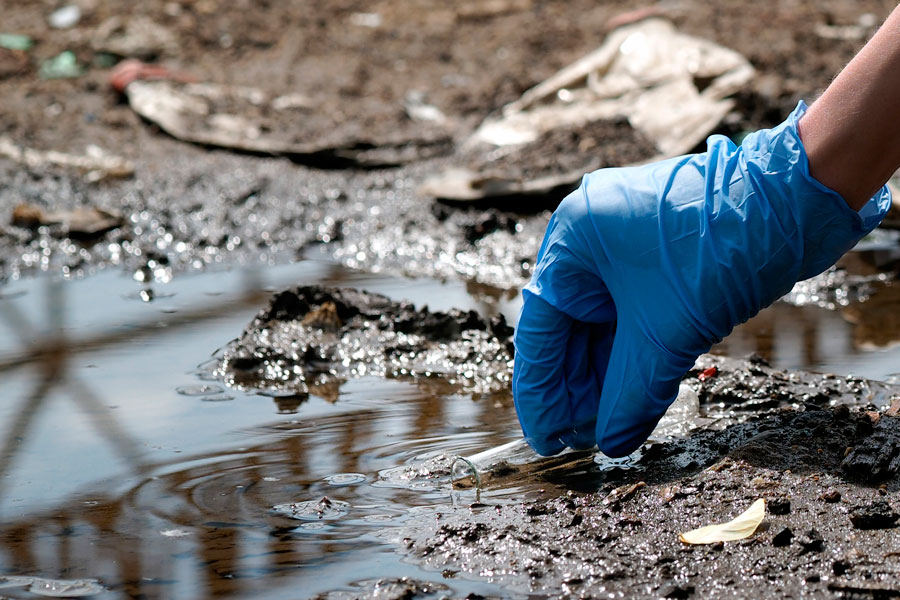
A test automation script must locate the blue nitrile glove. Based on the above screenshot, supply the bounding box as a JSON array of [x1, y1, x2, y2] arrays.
[[513, 101, 892, 458]]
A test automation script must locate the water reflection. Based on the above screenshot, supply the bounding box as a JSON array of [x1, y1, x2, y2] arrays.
[[0, 264, 520, 598], [715, 278, 900, 378]]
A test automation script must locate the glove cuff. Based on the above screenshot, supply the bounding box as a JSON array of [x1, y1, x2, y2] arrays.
[[740, 100, 892, 280]]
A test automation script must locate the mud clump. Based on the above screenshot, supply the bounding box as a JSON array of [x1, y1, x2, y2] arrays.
[[841, 416, 900, 483], [689, 354, 898, 416], [216, 285, 514, 398], [849, 500, 900, 530], [313, 577, 448, 600]]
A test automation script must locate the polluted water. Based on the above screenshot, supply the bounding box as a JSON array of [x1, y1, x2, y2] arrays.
[[0, 257, 899, 598]]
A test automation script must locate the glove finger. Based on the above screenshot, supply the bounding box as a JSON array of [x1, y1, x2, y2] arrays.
[[513, 291, 576, 456], [557, 321, 616, 450], [558, 324, 600, 450], [594, 317, 695, 458]]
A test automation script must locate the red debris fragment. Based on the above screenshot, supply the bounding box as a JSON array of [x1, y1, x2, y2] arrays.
[[698, 366, 718, 382], [109, 59, 194, 93]]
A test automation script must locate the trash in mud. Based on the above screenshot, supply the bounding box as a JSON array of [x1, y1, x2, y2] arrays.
[[0, 33, 32, 51], [48, 5, 82, 29], [423, 17, 754, 202], [0, 575, 105, 597], [108, 59, 195, 92], [678, 498, 766, 544], [216, 286, 514, 398], [603, 481, 645, 507], [451, 439, 599, 491], [12, 203, 125, 239], [93, 16, 179, 59], [0, 137, 134, 182], [119, 78, 451, 167], [39, 51, 84, 79]]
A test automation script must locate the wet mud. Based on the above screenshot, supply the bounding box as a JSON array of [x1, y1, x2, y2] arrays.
[[1, 1, 898, 292], [393, 357, 900, 599], [216, 285, 515, 398]]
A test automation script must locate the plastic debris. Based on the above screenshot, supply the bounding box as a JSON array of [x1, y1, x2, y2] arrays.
[[422, 17, 754, 202], [679, 498, 766, 544], [12, 203, 125, 238], [0, 575, 105, 598], [39, 51, 84, 79], [0, 137, 134, 181], [0, 33, 33, 51], [111, 63, 449, 166], [48, 5, 82, 29], [108, 58, 194, 92], [814, 13, 877, 40], [93, 16, 179, 59]]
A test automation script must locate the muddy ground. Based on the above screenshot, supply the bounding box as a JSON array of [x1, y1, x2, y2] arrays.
[[392, 356, 900, 599], [1, 0, 899, 291], [4, 1, 900, 599]]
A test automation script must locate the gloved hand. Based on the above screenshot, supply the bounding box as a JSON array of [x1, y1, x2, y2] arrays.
[[513, 101, 892, 458]]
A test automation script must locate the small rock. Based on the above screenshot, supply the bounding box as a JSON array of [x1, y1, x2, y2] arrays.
[[849, 500, 900, 530], [768, 498, 791, 515], [832, 559, 850, 576], [821, 490, 842, 503], [772, 526, 794, 547], [660, 583, 695, 598], [301, 301, 343, 332], [797, 529, 824, 553]]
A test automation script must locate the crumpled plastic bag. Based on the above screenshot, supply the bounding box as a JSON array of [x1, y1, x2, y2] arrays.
[[423, 17, 754, 202]]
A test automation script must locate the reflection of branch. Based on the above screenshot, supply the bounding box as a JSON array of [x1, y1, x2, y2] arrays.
[[0, 293, 39, 345], [0, 376, 53, 500], [0, 287, 269, 375], [68, 376, 149, 473]]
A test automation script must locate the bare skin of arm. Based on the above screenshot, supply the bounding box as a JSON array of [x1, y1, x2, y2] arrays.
[[799, 4, 900, 211]]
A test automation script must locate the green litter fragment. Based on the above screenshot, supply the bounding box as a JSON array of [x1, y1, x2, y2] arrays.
[[0, 33, 33, 51], [39, 50, 83, 79]]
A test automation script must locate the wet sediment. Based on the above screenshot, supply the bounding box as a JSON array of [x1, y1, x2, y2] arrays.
[[386, 357, 900, 599], [216, 285, 515, 398]]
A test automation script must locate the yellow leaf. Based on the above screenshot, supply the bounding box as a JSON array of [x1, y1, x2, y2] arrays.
[[679, 498, 766, 544]]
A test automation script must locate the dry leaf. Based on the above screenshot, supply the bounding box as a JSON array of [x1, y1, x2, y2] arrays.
[[679, 498, 766, 544]]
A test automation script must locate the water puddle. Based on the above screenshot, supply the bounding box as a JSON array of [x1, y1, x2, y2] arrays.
[[0, 256, 897, 597]]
